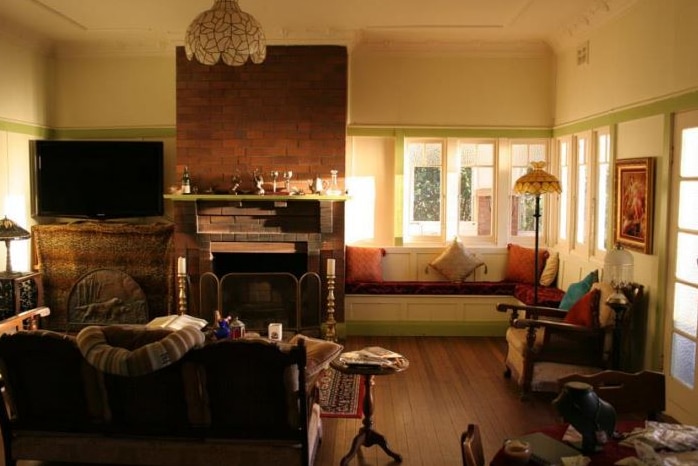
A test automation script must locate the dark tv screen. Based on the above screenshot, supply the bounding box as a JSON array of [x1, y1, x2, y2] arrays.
[[31, 140, 164, 219]]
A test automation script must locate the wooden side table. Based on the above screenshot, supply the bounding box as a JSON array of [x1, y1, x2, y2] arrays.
[[330, 356, 409, 465], [0, 271, 43, 321]]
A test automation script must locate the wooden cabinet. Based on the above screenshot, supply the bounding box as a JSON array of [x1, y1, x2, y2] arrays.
[[0, 272, 43, 320]]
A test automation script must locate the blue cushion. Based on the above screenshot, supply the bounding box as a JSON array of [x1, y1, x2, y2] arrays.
[[559, 270, 599, 310]]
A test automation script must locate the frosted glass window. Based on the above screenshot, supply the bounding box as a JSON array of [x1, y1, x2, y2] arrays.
[[671, 333, 696, 389], [596, 133, 610, 252], [679, 181, 698, 231], [576, 138, 588, 245], [559, 141, 569, 242], [673, 283, 698, 336], [676, 232, 698, 285], [681, 128, 698, 177]]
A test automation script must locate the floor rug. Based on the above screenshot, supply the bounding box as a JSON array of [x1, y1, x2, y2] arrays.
[[318, 367, 365, 419]]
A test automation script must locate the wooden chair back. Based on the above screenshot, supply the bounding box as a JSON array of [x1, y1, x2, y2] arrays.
[[460, 423, 485, 466], [558, 370, 665, 420]]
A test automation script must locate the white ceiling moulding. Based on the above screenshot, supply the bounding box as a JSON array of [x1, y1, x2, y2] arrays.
[[353, 31, 552, 59], [548, 0, 639, 51]]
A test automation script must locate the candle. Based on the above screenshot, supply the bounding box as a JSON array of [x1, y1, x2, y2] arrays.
[[177, 256, 186, 275], [327, 258, 336, 276]]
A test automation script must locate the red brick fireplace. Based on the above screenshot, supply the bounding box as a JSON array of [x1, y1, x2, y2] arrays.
[[173, 45, 348, 323]]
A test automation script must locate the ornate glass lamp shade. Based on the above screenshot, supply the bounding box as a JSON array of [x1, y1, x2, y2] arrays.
[[604, 243, 634, 288], [185, 0, 267, 66], [513, 161, 562, 196], [0, 216, 31, 274]]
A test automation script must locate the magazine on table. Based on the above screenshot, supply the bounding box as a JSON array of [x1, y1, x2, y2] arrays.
[[147, 314, 208, 330], [339, 346, 406, 368]]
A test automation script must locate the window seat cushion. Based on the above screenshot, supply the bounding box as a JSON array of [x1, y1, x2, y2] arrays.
[[345, 281, 564, 307]]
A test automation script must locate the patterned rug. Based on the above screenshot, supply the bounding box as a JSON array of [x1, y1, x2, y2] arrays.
[[318, 367, 365, 419]]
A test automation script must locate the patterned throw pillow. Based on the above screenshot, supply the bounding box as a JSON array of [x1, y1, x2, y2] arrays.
[[289, 334, 343, 379], [504, 244, 549, 285], [593, 281, 616, 327], [559, 270, 599, 310], [428, 239, 485, 282], [563, 288, 601, 327], [539, 251, 559, 286], [345, 246, 385, 283]]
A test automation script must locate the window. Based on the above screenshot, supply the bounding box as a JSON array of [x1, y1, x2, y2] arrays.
[[595, 130, 611, 254], [575, 134, 590, 251], [455, 142, 495, 238], [554, 129, 611, 258], [404, 140, 444, 240], [511, 142, 548, 238], [403, 137, 547, 245], [558, 138, 571, 244]]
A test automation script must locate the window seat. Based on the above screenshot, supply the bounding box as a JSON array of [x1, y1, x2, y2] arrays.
[[342, 244, 565, 337]]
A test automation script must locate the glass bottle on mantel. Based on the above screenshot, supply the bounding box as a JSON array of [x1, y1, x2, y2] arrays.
[[181, 166, 191, 194], [326, 169, 342, 195]]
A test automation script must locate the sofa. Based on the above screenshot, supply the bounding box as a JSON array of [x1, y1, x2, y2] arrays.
[[0, 325, 342, 466]]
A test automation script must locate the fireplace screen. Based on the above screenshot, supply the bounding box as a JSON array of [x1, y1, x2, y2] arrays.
[[199, 272, 322, 338]]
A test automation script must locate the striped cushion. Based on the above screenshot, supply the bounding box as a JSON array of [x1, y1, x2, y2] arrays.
[[77, 325, 205, 376]]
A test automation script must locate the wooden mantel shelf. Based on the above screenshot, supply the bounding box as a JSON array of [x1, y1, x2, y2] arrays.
[[164, 194, 349, 202]]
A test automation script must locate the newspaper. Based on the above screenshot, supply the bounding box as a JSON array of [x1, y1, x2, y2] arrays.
[[339, 346, 407, 368]]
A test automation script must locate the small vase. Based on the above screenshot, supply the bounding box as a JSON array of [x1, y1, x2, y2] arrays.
[[553, 381, 616, 454]]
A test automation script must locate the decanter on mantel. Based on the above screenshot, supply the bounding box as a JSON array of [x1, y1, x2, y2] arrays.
[[326, 169, 342, 195]]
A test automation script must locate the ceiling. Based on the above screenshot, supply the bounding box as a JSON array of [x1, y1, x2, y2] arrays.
[[0, 0, 636, 55]]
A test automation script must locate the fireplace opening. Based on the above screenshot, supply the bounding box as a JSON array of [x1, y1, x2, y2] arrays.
[[212, 252, 308, 278]]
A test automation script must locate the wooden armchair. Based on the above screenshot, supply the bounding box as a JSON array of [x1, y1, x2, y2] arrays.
[[558, 370, 665, 420], [496, 283, 643, 397]]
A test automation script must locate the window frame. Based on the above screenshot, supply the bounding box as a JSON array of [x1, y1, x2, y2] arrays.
[[401, 136, 550, 247]]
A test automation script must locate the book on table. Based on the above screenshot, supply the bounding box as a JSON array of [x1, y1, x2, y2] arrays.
[[514, 432, 581, 466], [147, 314, 208, 330]]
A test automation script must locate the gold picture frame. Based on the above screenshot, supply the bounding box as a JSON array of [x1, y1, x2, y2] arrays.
[[614, 157, 655, 254]]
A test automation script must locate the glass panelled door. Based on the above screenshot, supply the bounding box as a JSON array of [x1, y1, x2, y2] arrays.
[[666, 110, 698, 424]]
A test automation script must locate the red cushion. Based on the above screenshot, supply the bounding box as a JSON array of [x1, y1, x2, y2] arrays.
[[345, 246, 385, 283], [563, 289, 600, 327], [504, 244, 549, 285]]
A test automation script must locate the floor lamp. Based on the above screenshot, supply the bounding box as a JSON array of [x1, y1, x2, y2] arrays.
[[513, 162, 561, 306]]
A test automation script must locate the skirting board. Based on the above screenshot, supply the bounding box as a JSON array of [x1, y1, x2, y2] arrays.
[[345, 320, 508, 337]]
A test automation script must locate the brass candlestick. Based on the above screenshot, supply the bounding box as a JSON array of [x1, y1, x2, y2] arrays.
[[177, 273, 188, 315], [325, 274, 337, 342]]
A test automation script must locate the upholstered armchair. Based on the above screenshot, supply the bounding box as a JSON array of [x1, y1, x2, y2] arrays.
[[496, 281, 643, 397]]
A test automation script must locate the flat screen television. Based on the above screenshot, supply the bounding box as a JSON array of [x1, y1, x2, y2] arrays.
[[30, 140, 164, 219]]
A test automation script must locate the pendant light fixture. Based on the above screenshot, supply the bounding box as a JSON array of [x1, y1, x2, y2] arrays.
[[184, 0, 266, 66]]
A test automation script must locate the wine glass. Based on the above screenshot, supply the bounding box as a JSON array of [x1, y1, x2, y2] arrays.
[[283, 171, 293, 193], [270, 170, 279, 193]]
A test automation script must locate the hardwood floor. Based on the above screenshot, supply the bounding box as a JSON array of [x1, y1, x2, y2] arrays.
[[314, 336, 560, 466]]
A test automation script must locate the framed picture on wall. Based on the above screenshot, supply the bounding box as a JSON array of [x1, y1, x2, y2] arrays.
[[614, 157, 655, 254]]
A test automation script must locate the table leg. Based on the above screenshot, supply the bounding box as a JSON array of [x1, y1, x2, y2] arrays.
[[340, 374, 403, 465]]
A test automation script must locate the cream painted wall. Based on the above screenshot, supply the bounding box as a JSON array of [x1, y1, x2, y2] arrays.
[[0, 34, 52, 272], [616, 115, 665, 369], [345, 136, 395, 246], [0, 36, 51, 127], [555, 0, 698, 125], [51, 55, 175, 128], [349, 48, 555, 127]]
